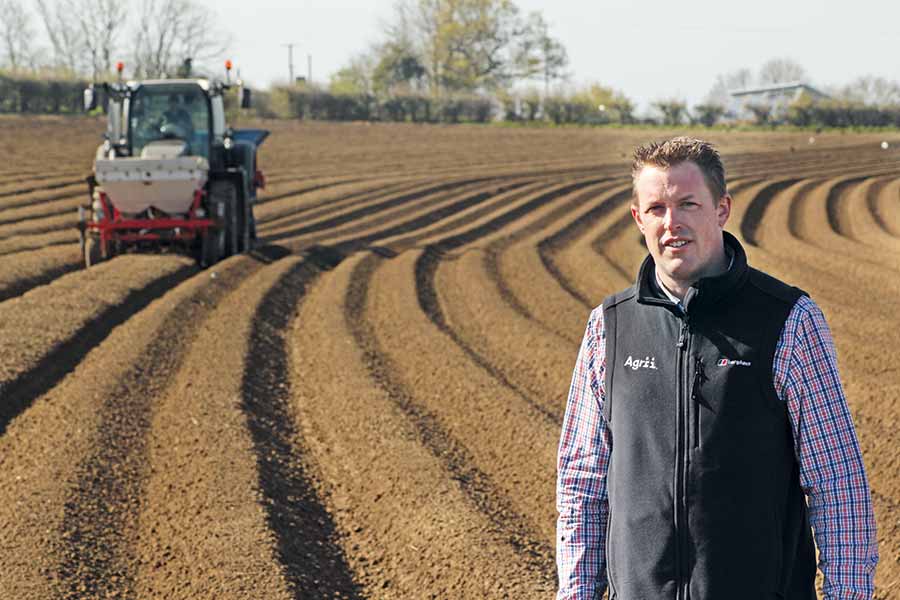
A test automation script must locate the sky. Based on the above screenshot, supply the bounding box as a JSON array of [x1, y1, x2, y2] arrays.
[[198, 0, 899, 114]]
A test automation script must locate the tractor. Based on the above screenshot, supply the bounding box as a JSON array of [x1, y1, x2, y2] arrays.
[[78, 61, 268, 268]]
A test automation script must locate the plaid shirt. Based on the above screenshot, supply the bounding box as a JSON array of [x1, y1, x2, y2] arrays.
[[556, 295, 878, 599]]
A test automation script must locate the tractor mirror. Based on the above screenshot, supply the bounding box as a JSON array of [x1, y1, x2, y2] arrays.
[[83, 85, 97, 112], [240, 87, 252, 109]]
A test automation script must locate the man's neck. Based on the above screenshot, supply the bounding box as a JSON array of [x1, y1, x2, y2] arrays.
[[656, 248, 733, 302]]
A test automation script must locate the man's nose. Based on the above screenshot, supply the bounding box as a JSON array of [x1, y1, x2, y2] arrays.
[[663, 207, 683, 230]]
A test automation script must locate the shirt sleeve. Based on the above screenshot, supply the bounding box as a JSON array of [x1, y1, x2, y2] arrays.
[[556, 306, 612, 600], [774, 296, 878, 600]]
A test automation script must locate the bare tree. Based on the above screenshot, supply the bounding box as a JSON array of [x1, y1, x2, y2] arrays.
[[132, 0, 230, 79], [706, 68, 753, 106], [35, 0, 84, 74], [0, 0, 36, 70], [837, 76, 900, 106], [758, 58, 807, 85], [69, 0, 128, 80]]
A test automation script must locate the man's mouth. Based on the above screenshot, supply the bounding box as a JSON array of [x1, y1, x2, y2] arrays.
[[664, 239, 690, 248]]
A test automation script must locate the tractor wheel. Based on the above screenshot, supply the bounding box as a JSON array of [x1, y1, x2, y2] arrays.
[[209, 180, 238, 258], [84, 235, 103, 268], [199, 228, 223, 268]]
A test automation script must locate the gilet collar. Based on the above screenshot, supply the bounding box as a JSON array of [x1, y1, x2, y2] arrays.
[[636, 231, 749, 314]]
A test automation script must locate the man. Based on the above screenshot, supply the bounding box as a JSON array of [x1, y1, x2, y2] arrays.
[[556, 137, 878, 600], [161, 93, 193, 139]]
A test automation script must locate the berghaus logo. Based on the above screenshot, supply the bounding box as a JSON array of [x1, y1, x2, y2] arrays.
[[717, 358, 752, 367], [624, 355, 657, 370]]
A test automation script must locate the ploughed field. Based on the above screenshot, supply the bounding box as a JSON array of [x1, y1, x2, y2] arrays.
[[1, 115, 899, 599]]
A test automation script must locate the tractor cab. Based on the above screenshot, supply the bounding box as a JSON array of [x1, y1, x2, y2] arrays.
[[96, 79, 227, 164]]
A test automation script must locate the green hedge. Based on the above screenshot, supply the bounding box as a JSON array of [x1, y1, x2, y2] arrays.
[[263, 86, 494, 123], [784, 101, 900, 128], [0, 74, 86, 114]]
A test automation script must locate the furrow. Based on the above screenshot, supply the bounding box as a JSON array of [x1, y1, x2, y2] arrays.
[[0, 230, 75, 256], [417, 246, 562, 425], [0, 256, 196, 436], [0, 194, 83, 228], [53, 253, 269, 599], [403, 178, 615, 422], [260, 176, 506, 243], [738, 178, 895, 342], [256, 177, 422, 228], [794, 176, 900, 276], [346, 253, 558, 592], [292, 248, 547, 597], [126, 249, 354, 599], [739, 178, 802, 246], [0, 255, 239, 598], [236, 251, 361, 599], [278, 178, 540, 252], [0, 244, 82, 304], [824, 175, 871, 239], [483, 179, 622, 341], [536, 185, 635, 318], [0, 211, 74, 241], [363, 247, 562, 560], [254, 175, 368, 207], [838, 176, 900, 252], [869, 177, 900, 237], [0, 178, 83, 201]]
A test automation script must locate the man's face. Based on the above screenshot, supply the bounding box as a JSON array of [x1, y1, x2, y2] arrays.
[[631, 161, 731, 291]]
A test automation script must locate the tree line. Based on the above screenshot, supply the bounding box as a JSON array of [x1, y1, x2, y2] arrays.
[[5, 0, 900, 130]]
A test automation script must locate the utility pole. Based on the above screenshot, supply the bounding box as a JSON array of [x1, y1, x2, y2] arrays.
[[307, 54, 312, 84], [282, 42, 299, 83]]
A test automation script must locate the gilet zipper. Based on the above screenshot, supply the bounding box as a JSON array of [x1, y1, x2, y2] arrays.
[[675, 314, 691, 600]]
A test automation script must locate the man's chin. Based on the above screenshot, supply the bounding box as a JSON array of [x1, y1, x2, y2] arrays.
[[657, 261, 698, 286], [657, 257, 690, 276]]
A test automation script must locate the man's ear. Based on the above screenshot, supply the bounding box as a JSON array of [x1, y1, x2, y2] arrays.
[[631, 203, 644, 233], [717, 194, 732, 228]]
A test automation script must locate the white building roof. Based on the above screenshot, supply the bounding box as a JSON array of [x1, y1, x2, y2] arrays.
[[730, 81, 829, 99]]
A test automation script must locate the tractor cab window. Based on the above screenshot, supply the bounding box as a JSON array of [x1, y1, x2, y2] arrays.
[[129, 86, 210, 159]]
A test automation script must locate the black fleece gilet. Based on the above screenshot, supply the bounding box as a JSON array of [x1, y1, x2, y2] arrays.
[[601, 232, 817, 600]]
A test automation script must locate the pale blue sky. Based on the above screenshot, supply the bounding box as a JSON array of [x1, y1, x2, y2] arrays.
[[200, 0, 897, 113]]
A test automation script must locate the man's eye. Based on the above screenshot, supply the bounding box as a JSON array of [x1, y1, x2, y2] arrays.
[[647, 205, 665, 214]]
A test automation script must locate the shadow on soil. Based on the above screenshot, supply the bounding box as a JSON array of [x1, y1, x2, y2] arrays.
[[0, 259, 83, 303], [0, 263, 197, 437], [241, 249, 362, 600]]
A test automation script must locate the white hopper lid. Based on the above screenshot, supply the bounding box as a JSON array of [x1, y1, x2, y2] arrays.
[[95, 156, 209, 215]]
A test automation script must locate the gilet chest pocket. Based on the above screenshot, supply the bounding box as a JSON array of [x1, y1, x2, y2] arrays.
[[702, 349, 773, 424]]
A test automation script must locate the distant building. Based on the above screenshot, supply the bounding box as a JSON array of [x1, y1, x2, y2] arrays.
[[727, 82, 829, 121]]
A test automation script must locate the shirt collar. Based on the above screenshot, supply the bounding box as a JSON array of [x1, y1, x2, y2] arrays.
[[655, 246, 735, 304]]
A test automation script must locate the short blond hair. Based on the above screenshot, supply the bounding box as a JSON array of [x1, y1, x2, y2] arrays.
[[631, 137, 727, 203]]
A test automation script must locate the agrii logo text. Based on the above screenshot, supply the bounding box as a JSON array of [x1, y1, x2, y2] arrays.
[[624, 355, 658, 371], [717, 358, 752, 367]]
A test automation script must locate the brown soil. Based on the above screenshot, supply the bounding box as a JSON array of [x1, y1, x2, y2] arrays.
[[1, 115, 899, 598]]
